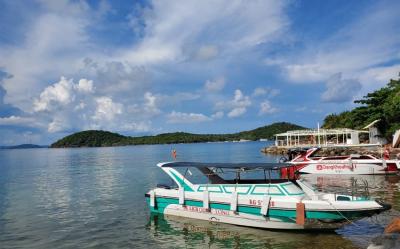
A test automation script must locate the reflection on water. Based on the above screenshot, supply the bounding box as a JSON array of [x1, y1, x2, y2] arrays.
[[300, 174, 400, 210], [147, 214, 358, 249], [300, 174, 400, 248], [0, 142, 400, 249]]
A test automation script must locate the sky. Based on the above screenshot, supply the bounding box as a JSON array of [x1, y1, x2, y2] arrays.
[[0, 0, 400, 145]]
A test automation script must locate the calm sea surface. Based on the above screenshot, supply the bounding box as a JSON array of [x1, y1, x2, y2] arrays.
[[1, 141, 400, 249]]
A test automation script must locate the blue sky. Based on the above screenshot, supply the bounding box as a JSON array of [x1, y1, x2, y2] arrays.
[[0, 0, 400, 145]]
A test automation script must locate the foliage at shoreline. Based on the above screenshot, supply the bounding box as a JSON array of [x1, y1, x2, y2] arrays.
[[323, 77, 400, 139], [50, 122, 305, 148]]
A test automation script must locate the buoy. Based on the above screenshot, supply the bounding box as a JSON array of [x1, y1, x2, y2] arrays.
[[384, 217, 400, 234], [172, 149, 177, 160]]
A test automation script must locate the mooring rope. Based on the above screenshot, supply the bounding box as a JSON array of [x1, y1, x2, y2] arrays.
[[326, 199, 361, 228]]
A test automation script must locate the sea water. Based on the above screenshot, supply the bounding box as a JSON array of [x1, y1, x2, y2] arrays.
[[0, 141, 399, 249]]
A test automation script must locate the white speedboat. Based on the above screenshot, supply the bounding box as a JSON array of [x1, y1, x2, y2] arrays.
[[146, 162, 390, 230], [285, 147, 399, 175]]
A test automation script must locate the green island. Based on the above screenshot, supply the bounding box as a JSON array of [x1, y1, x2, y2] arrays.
[[323, 77, 400, 139], [51, 122, 305, 148]]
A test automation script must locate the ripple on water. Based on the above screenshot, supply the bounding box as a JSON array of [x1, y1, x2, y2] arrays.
[[1, 144, 400, 249]]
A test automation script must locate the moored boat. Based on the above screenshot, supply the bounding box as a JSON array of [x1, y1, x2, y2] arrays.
[[146, 162, 390, 230], [284, 147, 400, 175]]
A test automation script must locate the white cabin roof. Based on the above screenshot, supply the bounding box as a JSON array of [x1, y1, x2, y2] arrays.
[[363, 119, 380, 129], [275, 128, 368, 137]]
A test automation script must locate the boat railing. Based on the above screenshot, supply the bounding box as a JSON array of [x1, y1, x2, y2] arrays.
[[350, 178, 370, 199]]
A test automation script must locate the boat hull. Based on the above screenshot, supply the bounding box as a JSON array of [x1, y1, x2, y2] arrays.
[[296, 162, 398, 175], [145, 195, 384, 230]]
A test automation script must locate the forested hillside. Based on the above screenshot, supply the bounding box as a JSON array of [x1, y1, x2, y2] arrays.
[[323, 77, 400, 140]]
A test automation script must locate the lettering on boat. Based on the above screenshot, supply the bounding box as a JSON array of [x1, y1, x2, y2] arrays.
[[183, 206, 230, 216], [249, 199, 275, 207], [316, 164, 353, 170], [249, 199, 262, 206]]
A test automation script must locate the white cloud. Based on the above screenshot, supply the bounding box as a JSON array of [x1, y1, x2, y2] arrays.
[[119, 121, 152, 132], [252, 87, 280, 97], [321, 73, 362, 103], [216, 89, 251, 118], [92, 96, 123, 122], [166, 111, 212, 124], [259, 100, 278, 115], [143, 92, 161, 116], [194, 45, 219, 61], [279, 2, 400, 89], [252, 87, 267, 97], [228, 107, 246, 118], [48, 116, 69, 133], [0, 5, 92, 111], [0, 115, 42, 128], [80, 59, 150, 97], [211, 111, 224, 119], [204, 77, 225, 92], [76, 79, 94, 93], [33, 77, 75, 112], [121, 0, 289, 64], [33, 77, 94, 112]]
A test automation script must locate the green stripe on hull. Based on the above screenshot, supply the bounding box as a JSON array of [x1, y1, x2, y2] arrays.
[[146, 197, 372, 221]]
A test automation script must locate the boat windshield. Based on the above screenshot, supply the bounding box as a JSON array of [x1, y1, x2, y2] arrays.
[[174, 166, 290, 185]]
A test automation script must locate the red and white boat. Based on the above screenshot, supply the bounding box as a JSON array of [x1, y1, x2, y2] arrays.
[[285, 147, 399, 175]]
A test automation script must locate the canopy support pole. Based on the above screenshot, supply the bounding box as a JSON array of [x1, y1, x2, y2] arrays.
[[260, 195, 271, 216], [179, 187, 185, 205]]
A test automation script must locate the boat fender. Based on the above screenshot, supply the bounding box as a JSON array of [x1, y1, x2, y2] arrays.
[[179, 187, 185, 205], [150, 190, 156, 209], [203, 190, 210, 211], [260, 195, 271, 216], [296, 202, 305, 225], [230, 191, 238, 213]]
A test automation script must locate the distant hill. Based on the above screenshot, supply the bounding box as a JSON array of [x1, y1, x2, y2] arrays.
[[0, 144, 48, 149], [51, 122, 305, 148]]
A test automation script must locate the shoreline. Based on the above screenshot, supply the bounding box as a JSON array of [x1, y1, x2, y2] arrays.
[[261, 145, 400, 159]]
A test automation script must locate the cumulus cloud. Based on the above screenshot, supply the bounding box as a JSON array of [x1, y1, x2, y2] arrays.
[[321, 73, 362, 103], [204, 77, 225, 92], [227, 108, 246, 118], [33, 77, 93, 112], [76, 78, 94, 93], [259, 100, 278, 115], [0, 0, 292, 143], [166, 111, 212, 124], [92, 96, 123, 122], [30, 76, 159, 133], [216, 89, 251, 118]]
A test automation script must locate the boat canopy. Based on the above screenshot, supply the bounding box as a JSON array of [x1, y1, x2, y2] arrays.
[[158, 162, 292, 170]]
